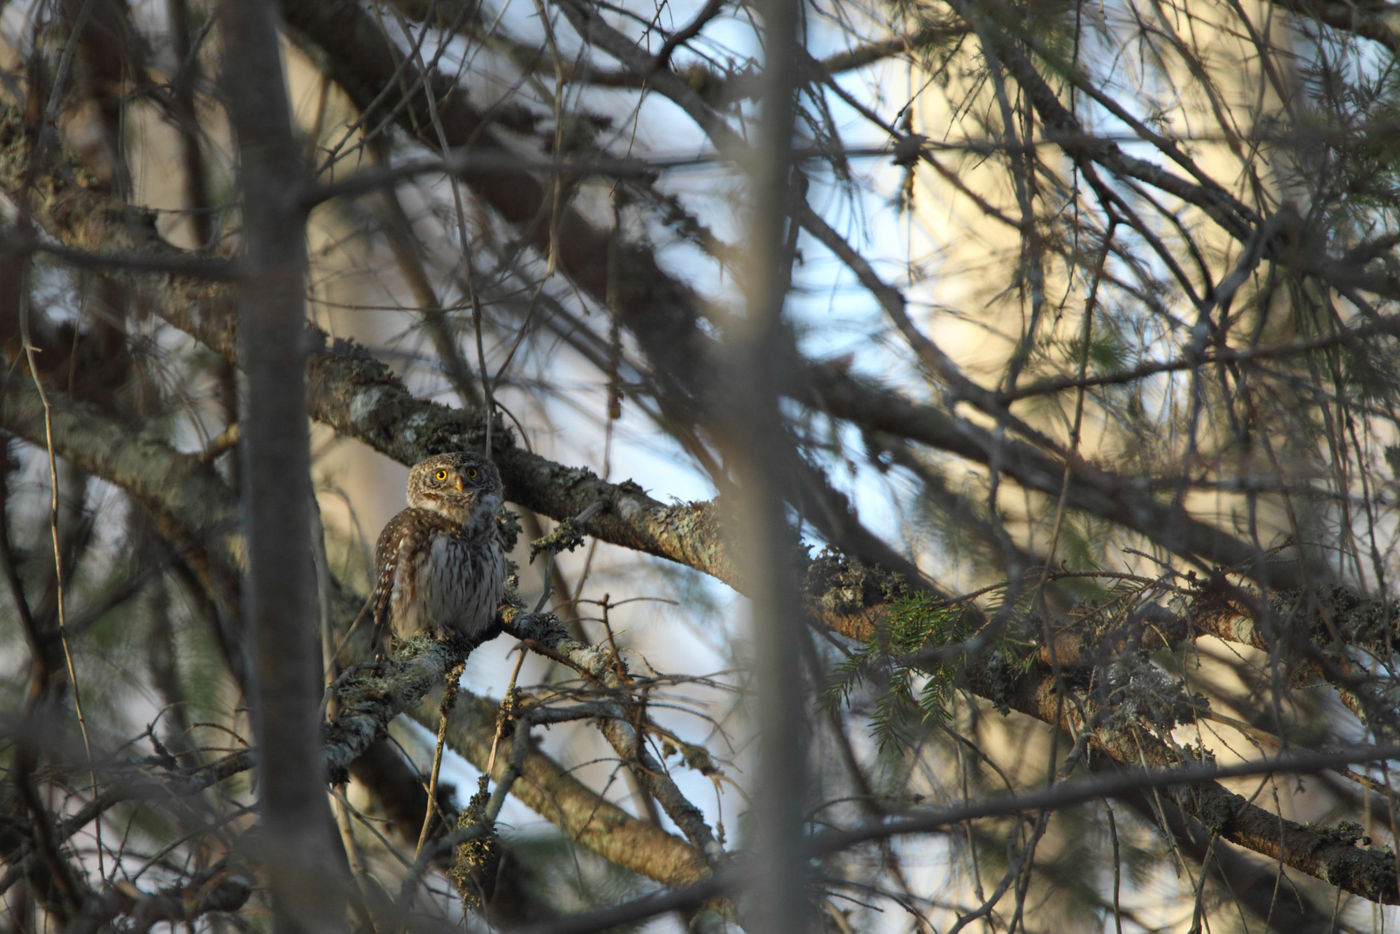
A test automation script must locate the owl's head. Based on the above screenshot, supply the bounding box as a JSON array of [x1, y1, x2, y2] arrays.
[[406, 452, 503, 525]]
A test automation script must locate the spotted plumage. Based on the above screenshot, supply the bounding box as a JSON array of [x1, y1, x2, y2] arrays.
[[371, 452, 507, 654]]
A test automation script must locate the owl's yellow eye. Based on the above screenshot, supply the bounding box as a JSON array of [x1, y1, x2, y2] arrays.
[[466, 467, 479, 479], [434, 469, 449, 482]]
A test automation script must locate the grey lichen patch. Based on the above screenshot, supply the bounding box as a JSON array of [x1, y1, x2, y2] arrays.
[[559, 465, 597, 488], [625, 499, 724, 571], [348, 386, 392, 432], [1101, 655, 1203, 731], [1269, 585, 1400, 649], [616, 495, 643, 523], [495, 508, 523, 553], [650, 499, 722, 541], [569, 641, 620, 680], [804, 547, 909, 616], [613, 480, 650, 522], [1322, 587, 1399, 645], [309, 337, 506, 462], [399, 409, 434, 445], [501, 606, 618, 680], [530, 516, 588, 560], [979, 650, 1016, 716], [322, 636, 457, 773]]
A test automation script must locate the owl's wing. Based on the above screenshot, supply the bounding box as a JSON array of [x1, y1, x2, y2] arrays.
[[370, 510, 414, 656]]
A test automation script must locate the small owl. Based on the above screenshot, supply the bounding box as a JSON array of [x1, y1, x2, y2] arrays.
[[371, 451, 507, 654]]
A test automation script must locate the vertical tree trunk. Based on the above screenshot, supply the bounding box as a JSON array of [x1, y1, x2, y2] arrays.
[[722, 0, 810, 926], [217, 5, 338, 931]]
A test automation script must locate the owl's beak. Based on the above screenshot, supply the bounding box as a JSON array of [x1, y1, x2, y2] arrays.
[[454, 476, 465, 492]]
